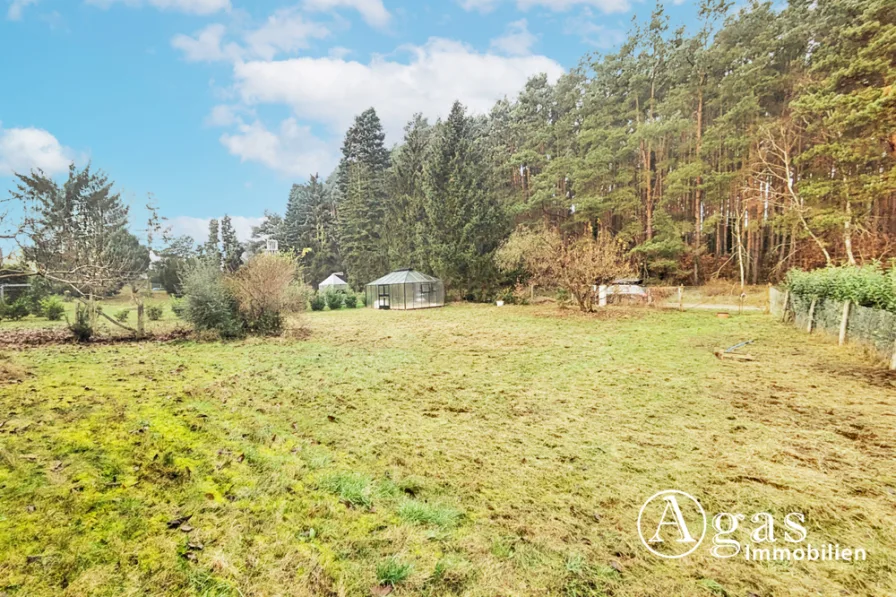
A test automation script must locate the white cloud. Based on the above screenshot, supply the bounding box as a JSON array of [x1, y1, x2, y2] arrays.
[[86, 0, 230, 15], [327, 46, 352, 59], [243, 7, 330, 61], [232, 37, 565, 141], [460, 0, 630, 14], [205, 104, 251, 127], [0, 125, 75, 176], [490, 19, 537, 56], [564, 16, 626, 48], [457, 0, 500, 13], [168, 215, 264, 243], [303, 0, 390, 29], [7, 0, 37, 20], [171, 24, 243, 62], [220, 118, 339, 177], [172, 10, 330, 62]]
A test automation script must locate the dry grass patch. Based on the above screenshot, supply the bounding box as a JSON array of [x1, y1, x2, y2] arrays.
[[0, 304, 893, 596]]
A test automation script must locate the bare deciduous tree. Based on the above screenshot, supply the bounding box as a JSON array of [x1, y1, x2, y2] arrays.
[[497, 225, 633, 312]]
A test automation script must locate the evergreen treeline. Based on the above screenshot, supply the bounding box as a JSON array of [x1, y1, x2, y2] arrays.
[[256, 0, 895, 296]]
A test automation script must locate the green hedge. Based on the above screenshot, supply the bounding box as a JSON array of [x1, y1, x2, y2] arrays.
[[786, 264, 896, 313]]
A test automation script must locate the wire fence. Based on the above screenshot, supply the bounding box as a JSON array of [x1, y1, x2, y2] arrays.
[[774, 287, 896, 368]]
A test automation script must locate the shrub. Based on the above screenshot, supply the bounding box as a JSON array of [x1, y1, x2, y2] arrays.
[[6, 298, 30, 321], [146, 305, 163, 321], [115, 309, 130, 322], [24, 277, 52, 316], [786, 263, 896, 312], [68, 304, 94, 342], [170, 298, 187, 318], [359, 292, 367, 307], [343, 293, 358, 308], [41, 296, 66, 321], [325, 291, 343, 311], [248, 310, 283, 336], [181, 260, 243, 339], [310, 293, 326, 311], [497, 287, 515, 304], [225, 253, 309, 336]]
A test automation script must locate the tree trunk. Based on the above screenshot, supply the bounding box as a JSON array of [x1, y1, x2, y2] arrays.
[[694, 83, 704, 282], [844, 196, 857, 266]]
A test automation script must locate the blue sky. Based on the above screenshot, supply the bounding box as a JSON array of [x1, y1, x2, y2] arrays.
[[0, 0, 697, 245]]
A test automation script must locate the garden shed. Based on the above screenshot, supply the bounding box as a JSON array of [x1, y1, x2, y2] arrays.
[[319, 272, 349, 292], [365, 269, 444, 310]]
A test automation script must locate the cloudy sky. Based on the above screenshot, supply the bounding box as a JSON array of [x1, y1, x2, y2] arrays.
[[1, 0, 697, 243]]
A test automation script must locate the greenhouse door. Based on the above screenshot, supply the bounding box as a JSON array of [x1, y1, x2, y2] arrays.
[[377, 285, 390, 309]]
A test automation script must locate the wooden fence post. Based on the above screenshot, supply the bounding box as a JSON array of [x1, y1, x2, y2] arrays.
[[807, 298, 816, 333], [765, 283, 771, 314], [678, 286, 683, 312], [838, 301, 850, 346], [781, 290, 790, 322]]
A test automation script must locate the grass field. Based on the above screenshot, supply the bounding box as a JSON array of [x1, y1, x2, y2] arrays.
[[0, 304, 894, 596], [0, 293, 179, 332]]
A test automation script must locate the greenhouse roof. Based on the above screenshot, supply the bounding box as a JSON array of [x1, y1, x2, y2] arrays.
[[366, 269, 441, 286], [319, 273, 348, 287]]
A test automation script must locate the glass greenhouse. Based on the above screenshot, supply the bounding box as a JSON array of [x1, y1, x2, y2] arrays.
[[365, 269, 445, 310], [318, 272, 349, 292]]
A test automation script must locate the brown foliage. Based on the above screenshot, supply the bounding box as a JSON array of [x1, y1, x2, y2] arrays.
[[225, 253, 310, 322], [497, 226, 633, 312]]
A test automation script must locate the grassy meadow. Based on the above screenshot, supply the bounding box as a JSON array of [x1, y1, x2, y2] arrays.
[[0, 303, 894, 596]]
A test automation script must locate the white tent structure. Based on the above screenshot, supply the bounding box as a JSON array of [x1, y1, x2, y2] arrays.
[[319, 272, 349, 292]]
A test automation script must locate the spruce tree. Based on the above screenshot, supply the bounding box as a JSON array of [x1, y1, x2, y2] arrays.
[[336, 108, 390, 287], [423, 101, 507, 299], [283, 174, 341, 285], [387, 114, 431, 270]]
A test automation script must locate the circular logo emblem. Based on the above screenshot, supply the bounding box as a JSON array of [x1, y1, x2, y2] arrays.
[[637, 489, 707, 559]]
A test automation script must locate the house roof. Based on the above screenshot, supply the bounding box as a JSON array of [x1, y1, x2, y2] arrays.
[[366, 269, 441, 286], [319, 273, 348, 287]]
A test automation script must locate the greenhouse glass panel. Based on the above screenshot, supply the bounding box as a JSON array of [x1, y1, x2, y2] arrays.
[[364, 269, 445, 310]]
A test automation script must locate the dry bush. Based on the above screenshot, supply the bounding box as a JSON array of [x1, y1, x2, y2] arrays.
[[226, 253, 311, 335], [497, 225, 632, 312], [647, 286, 675, 304]]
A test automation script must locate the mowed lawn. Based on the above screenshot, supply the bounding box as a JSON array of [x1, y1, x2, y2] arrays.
[[0, 304, 894, 596]]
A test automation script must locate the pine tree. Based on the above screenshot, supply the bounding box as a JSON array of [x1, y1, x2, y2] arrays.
[[203, 218, 222, 267], [791, 0, 896, 266], [247, 211, 285, 256], [220, 215, 243, 272]]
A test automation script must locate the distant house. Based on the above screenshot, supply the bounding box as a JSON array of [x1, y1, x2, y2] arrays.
[[319, 272, 349, 292], [365, 269, 444, 310]]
